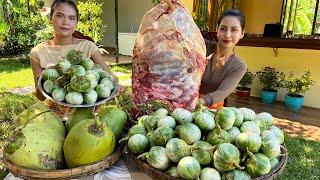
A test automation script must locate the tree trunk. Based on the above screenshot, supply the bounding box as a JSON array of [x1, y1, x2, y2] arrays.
[[208, 0, 219, 31], [292, 0, 298, 32], [27, 0, 30, 16], [287, 0, 297, 32]]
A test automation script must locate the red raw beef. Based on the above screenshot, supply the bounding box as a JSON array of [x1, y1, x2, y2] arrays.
[[132, 2, 207, 110]]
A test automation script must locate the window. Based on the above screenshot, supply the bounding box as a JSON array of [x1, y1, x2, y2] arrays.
[[281, 0, 320, 35], [193, 0, 240, 31], [315, 2, 320, 33]]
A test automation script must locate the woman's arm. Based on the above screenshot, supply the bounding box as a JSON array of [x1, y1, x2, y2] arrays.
[[30, 58, 46, 101], [202, 64, 247, 105]]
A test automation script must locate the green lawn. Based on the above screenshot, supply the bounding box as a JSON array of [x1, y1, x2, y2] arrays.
[[0, 58, 34, 90], [279, 135, 320, 179], [0, 58, 132, 90]]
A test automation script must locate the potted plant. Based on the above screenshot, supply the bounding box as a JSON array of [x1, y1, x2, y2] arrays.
[[280, 71, 315, 111], [256, 67, 282, 104], [236, 69, 255, 99]]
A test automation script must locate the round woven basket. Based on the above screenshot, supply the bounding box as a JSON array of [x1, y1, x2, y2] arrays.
[[126, 145, 288, 180], [3, 142, 125, 180]]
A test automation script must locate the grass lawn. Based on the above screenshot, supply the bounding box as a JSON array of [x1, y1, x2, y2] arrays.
[[279, 135, 320, 179], [0, 58, 34, 90], [0, 58, 132, 90], [0, 58, 319, 179]]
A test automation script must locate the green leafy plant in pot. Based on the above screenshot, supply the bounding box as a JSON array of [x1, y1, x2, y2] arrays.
[[256, 67, 282, 104], [280, 71, 315, 111], [236, 69, 255, 99]]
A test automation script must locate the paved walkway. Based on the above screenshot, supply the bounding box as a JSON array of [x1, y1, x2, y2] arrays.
[[103, 54, 132, 65], [274, 118, 320, 141]]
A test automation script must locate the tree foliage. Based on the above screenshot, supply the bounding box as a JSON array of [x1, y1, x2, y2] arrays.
[[283, 0, 317, 35], [0, 0, 106, 55], [77, 0, 106, 43]]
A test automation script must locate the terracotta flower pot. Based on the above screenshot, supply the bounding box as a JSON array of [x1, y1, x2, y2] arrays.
[[235, 87, 251, 99]]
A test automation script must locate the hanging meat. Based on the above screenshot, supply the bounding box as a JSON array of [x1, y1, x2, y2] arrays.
[[132, 1, 207, 110]]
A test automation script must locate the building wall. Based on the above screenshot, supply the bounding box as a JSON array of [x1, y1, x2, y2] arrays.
[[237, 0, 320, 108], [102, 0, 194, 47], [236, 47, 320, 108], [102, 0, 153, 47], [239, 0, 283, 34]]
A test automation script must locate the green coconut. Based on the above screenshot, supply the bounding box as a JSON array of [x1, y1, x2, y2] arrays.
[[65, 107, 94, 132], [14, 102, 65, 137], [4, 123, 65, 170], [98, 105, 127, 140], [63, 118, 116, 168]]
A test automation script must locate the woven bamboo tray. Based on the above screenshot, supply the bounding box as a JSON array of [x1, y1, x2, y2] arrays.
[[126, 145, 288, 180], [3, 142, 125, 180], [38, 74, 119, 108]]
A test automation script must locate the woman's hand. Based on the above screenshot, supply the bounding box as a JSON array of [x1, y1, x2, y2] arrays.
[[116, 84, 125, 95], [160, 0, 176, 12], [35, 87, 46, 101]]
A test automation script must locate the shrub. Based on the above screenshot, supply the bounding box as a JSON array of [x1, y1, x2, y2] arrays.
[[280, 71, 315, 96], [238, 69, 255, 90], [0, 8, 51, 55], [256, 67, 282, 91], [77, 0, 106, 43], [0, 92, 37, 123]]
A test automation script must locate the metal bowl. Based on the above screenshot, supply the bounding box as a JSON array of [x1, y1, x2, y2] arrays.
[[38, 74, 118, 108]]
